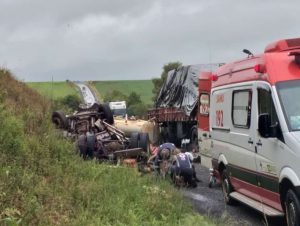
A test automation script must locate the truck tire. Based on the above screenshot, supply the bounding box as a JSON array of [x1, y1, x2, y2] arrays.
[[52, 111, 68, 129], [99, 104, 114, 125], [130, 132, 139, 149], [86, 133, 96, 158], [78, 134, 87, 159], [139, 133, 150, 154], [221, 169, 235, 205], [285, 189, 300, 226], [166, 125, 180, 147], [190, 126, 198, 147]]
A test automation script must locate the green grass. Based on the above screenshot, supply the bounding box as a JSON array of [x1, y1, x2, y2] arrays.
[[1, 70, 216, 225], [93, 80, 154, 105], [27, 81, 79, 100]]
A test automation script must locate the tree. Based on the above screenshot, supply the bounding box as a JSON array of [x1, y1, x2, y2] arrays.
[[103, 90, 127, 103], [127, 91, 142, 107], [152, 62, 182, 103], [127, 103, 148, 119], [60, 94, 81, 111]]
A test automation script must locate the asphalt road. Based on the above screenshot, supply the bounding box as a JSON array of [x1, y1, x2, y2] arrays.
[[74, 82, 98, 106], [182, 164, 286, 226]]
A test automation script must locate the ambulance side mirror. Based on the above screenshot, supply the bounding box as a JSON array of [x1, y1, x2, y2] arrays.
[[258, 113, 271, 138], [258, 113, 278, 138]]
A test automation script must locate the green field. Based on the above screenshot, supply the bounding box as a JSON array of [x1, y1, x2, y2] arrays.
[[28, 80, 154, 105], [94, 80, 154, 105], [27, 81, 79, 100]]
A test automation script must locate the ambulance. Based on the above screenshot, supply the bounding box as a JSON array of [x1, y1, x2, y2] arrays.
[[209, 38, 300, 226]]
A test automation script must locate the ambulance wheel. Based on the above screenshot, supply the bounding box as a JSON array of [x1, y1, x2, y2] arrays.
[[221, 169, 235, 205], [139, 133, 150, 154], [130, 132, 139, 149], [99, 104, 114, 125], [285, 189, 300, 226]]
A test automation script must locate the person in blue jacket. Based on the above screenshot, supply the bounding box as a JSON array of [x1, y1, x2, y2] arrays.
[[171, 152, 197, 187]]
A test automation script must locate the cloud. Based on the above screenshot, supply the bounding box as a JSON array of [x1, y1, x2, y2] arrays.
[[0, 0, 300, 81]]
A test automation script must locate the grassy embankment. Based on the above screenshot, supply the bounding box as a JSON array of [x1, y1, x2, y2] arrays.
[[93, 80, 154, 105], [1, 69, 215, 225]]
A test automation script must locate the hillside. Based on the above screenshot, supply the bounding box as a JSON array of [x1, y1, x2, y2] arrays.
[[27, 81, 79, 100], [0, 69, 215, 225], [92, 80, 154, 105]]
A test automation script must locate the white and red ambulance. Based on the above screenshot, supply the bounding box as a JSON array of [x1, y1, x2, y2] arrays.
[[209, 38, 300, 226]]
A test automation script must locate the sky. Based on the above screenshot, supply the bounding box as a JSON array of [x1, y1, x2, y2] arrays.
[[0, 0, 300, 82]]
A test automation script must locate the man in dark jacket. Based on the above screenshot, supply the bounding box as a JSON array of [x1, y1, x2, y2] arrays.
[[153, 143, 176, 176], [171, 152, 197, 187]]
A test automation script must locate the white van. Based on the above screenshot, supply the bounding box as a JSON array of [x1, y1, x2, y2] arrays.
[[210, 38, 300, 226]]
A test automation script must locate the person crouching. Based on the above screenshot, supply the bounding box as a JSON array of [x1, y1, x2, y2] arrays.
[[171, 151, 197, 187]]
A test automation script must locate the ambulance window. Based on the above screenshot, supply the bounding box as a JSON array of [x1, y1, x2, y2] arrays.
[[232, 90, 252, 128], [258, 88, 283, 141], [258, 88, 278, 125]]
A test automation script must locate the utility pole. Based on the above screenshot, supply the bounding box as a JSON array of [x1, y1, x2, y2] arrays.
[[51, 76, 54, 106]]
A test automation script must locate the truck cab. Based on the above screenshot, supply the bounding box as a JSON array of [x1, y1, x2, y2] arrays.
[[210, 38, 300, 226], [109, 101, 127, 117]]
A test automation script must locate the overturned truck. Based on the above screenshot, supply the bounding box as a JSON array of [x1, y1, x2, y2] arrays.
[[52, 103, 150, 163]]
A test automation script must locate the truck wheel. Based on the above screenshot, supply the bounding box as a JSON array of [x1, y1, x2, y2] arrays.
[[86, 133, 96, 158], [221, 169, 235, 205], [139, 133, 150, 154], [167, 132, 180, 147], [285, 189, 300, 226], [190, 126, 198, 147], [78, 135, 87, 159], [52, 111, 68, 129], [130, 132, 139, 149], [99, 104, 114, 125]]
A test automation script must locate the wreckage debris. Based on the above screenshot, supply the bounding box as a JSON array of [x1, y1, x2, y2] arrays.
[[52, 103, 150, 166]]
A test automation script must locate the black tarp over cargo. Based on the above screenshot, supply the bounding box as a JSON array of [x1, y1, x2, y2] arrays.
[[156, 64, 217, 116]]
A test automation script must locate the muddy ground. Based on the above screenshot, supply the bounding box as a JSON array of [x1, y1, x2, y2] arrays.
[[182, 164, 286, 226]]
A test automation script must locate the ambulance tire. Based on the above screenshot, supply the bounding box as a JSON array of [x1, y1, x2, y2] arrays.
[[221, 169, 235, 205], [285, 189, 300, 226], [99, 104, 114, 125], [52, 111, 68, 129], [130, 132, 139, 149], [139, 133, 150, 154]]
